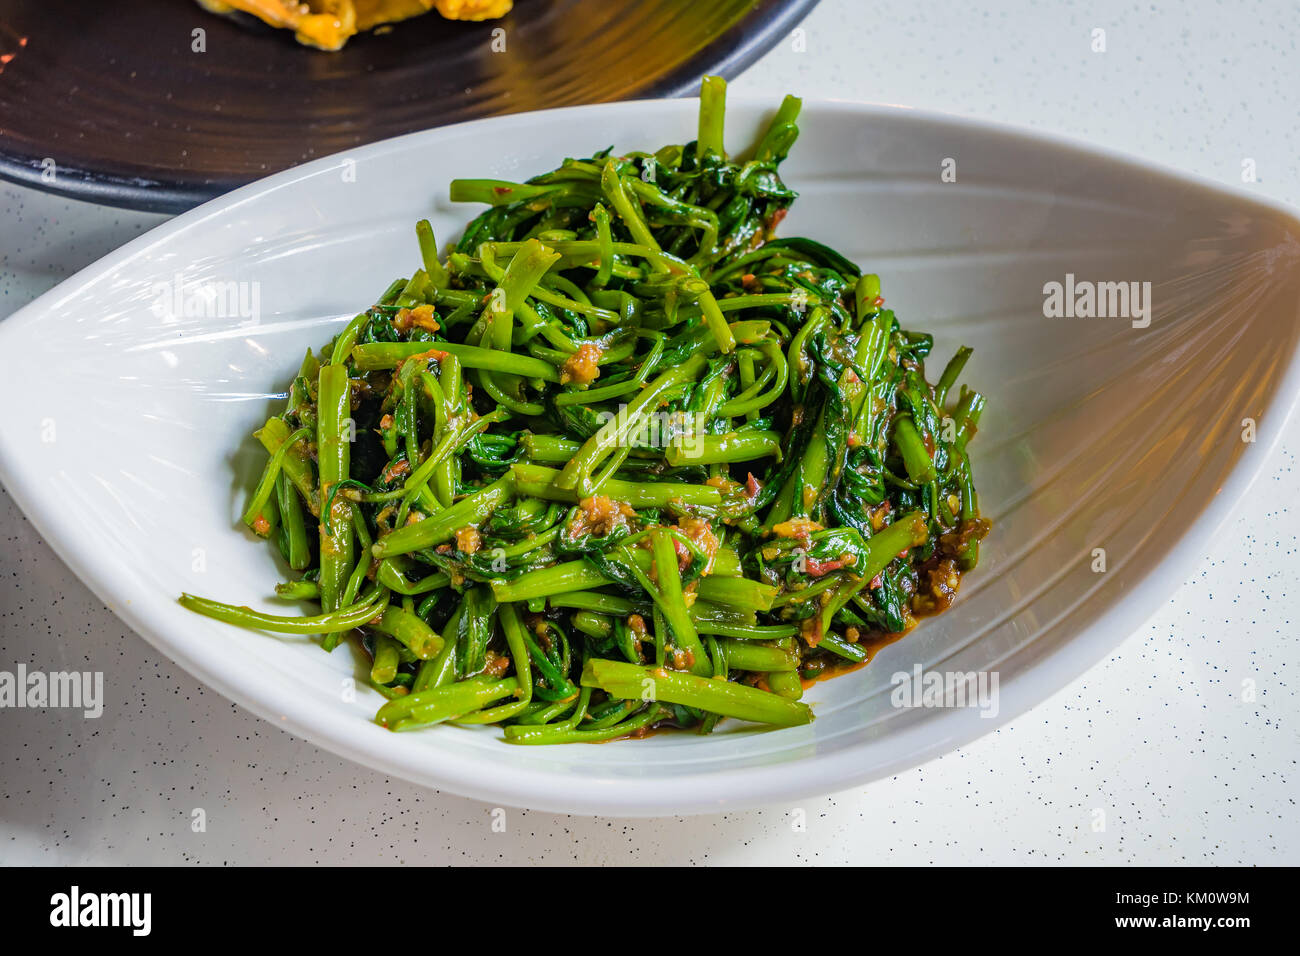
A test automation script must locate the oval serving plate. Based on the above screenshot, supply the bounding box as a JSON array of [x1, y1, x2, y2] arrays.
[[0, 0, 818, 213], [0, 99, 1298, 815]]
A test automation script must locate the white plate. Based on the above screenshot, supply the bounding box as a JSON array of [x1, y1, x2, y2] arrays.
[[1, 99, 1298, 816]]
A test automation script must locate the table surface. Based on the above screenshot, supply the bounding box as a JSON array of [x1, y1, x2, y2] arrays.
[[1, 0, 1296, 865]]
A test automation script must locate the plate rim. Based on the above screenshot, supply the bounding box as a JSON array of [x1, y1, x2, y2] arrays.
[[2, 96, 1299, 815]]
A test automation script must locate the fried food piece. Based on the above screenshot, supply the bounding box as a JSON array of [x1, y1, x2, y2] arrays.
[[196, 0, 510, 51]]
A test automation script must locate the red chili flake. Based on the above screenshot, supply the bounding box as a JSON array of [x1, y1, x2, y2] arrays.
[[805, 557, 847, 577], [873, 295, 885, 308], [673, 539, 691, 572], [869, 573, 884, 590], [745, 472, 762, 499]]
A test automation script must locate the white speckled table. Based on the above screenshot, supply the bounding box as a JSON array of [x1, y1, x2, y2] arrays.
[[1, 0, 1296, 865]]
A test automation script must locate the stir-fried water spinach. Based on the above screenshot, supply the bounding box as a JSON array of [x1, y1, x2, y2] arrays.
[[181, 77, 990, 742]]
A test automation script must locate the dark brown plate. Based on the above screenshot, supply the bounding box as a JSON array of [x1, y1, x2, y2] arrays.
[[0, 0, 818, 212]]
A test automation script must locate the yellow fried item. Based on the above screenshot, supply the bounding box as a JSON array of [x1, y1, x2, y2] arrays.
[[430, 0, 513, 20], [196, 0, 510, 51]]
